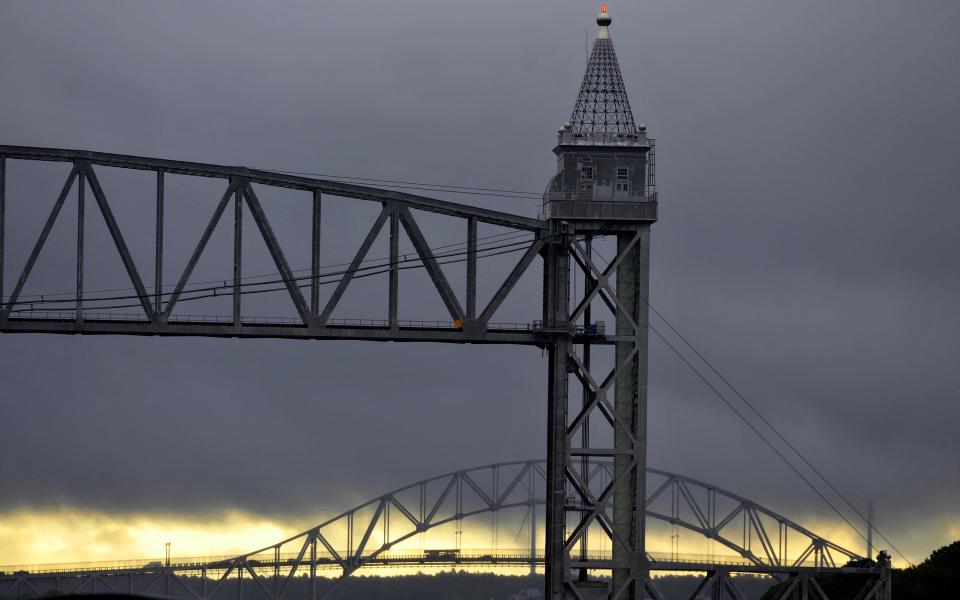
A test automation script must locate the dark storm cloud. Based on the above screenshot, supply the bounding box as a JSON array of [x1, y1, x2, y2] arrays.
[[1, 0, 958, 557]]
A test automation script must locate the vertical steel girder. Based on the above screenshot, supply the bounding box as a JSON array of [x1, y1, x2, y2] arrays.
[[0, 157, 5, 309], [544, 227, 572, 600], [310, 190, 322, 320], [233, 182, 243, 326], [76, 163, 85, 324], [155, 170, 164, 317], [466, 217, 478, 319], [612, 228, 650, 598]]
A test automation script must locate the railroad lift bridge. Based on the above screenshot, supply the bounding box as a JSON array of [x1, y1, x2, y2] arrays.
[[0, 6, 891, 600]]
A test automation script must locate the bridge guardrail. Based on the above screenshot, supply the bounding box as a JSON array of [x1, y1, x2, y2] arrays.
[[0, 549, 846, 577], [4, 311, 538, 332]]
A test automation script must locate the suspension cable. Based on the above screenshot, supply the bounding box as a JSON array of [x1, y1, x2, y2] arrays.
[[587, 246, 912, 565], [6, 230, 530, 302], [6, 238, 537, 312], [645, 303, 914, 566], [258, 168, 543, 200]]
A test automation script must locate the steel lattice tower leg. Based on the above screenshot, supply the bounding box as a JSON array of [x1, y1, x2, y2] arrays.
[[877, 551, 892, 600], [545, 227, 572, 600], [612, 226, 651, 599], [543, 223, 654, 600]]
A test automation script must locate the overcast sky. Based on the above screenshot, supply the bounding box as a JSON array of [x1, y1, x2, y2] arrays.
[[0, 0, 958, 567]]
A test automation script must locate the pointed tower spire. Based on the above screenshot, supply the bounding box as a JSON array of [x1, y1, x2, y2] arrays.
[[569, 4, 637, 135], [545, 5, 655, 221]]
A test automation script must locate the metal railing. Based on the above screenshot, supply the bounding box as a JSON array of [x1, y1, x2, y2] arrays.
[[2, 549, 843, 577], [5, 311, 538, 332], [543, 192, 659, 221], [556, 131, 651, 147], [532, 320, 606, 336], [543, 191, 658, 204]]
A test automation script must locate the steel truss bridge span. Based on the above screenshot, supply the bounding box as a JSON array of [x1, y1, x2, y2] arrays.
[[0, 145, 558, 344], [0, 460, 870, 600]]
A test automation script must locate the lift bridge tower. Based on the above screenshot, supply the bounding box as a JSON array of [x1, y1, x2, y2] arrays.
[[542, 5, 659, 599]]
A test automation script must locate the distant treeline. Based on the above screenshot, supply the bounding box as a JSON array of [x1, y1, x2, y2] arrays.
[[12, 571, 774, 600], [13, 542, 960, 600], [317, 572, 776, 600], [760, 539, 960, 600]]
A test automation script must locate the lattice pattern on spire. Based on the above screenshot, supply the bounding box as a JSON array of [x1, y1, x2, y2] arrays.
[[570, 38, 636, 135]]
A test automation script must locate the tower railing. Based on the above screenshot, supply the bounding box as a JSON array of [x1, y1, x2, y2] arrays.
[[558, 131, 649, 147], [542, 192, 658, 220]]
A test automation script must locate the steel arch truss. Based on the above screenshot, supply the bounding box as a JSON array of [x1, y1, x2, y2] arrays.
[[644, 467, 860, 569], [0, 460, 882, 600], [0, 146, 550, 344]]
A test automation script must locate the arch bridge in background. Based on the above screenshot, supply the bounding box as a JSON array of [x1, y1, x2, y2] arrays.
[[0, 460, 872, 600]]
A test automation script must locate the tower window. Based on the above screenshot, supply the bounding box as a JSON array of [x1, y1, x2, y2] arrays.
[[580, 166, 594, 180], [617, 168, 629, 179]]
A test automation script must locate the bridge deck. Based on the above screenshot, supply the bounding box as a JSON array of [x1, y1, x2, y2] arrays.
[[0, 314, 633, 345], [0, 552, 880, 580]]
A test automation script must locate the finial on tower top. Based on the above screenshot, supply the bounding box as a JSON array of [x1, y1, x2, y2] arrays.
[[598, 4, 611, 24], [597, 4, 612, 36]]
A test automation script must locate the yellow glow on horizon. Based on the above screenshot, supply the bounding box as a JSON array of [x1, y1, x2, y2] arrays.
[[0, 508, 291, 568], [0, 507, 943, 573]]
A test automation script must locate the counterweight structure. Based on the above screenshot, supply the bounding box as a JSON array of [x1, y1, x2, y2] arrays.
[[543, 6, 658, 599]]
